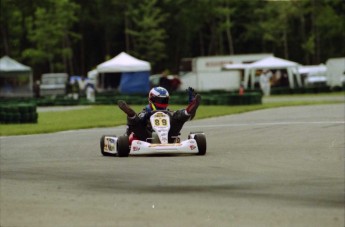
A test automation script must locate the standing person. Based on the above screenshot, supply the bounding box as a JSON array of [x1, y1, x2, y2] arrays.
[[33, 80, 40, 98], [72, 80, 80, 100], [86, 82, 95, 103], [170, 75, 182, 92], [159, 70, 171, 92], [65, 80, 72, 98], [118, 86, 201, 143], [260, 69, 272, 96], [238, 82, 245, 95]]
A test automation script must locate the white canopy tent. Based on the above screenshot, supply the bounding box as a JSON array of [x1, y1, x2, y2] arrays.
[[0, 56, 31, 72], [87, 69, 97, 84], [244, 56, 302, 89], [89, 52, 151, 93], [96, 52, 150, 73], [0, 56, 33, 97]]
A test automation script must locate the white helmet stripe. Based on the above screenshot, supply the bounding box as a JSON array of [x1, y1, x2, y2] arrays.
[[150, 87, 169, 97]]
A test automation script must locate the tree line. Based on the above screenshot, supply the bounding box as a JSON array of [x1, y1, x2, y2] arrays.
[[1, 0, 344, 80]]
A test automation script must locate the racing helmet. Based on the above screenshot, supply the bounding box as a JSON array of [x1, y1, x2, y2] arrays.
[[148, 87, 169, 109]]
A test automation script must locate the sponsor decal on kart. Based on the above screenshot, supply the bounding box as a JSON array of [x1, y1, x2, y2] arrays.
[[154, 112, 165, 118], [190, 145, 196, 150], [132, 146, 140, 151], [105, 137, 115, 151]]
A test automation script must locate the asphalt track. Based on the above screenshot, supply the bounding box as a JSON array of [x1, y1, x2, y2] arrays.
[[1, 104, 344, 227]]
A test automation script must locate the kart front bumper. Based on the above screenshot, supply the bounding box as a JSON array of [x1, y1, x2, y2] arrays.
[[130, 139, 199, 155]]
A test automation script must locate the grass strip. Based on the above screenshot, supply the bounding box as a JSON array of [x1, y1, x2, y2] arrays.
[[0, 99, 343, 136]]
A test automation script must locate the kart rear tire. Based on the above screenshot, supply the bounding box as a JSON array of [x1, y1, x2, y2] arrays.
[[117, 135, 130, 157], [194, 134, 206, 155], [100, 135, 116, 157]]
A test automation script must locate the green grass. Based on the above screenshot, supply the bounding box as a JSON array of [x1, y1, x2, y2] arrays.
[[0, 99, 343, 136]]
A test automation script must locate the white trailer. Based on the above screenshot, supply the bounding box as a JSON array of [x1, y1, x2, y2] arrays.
[[179, 53, 272, 91], [40, 73, 68, 96], [298, 64, 327, 87], [326, 58, 345, 88]]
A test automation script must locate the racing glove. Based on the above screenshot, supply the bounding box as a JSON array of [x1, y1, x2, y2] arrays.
[[186, 87, 197, 103], [186, 87, 200, 120]]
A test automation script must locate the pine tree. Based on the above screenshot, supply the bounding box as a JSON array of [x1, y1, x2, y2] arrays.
[[125, 0, 167, 66]]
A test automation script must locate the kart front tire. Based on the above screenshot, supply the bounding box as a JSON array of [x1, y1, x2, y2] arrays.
[[117, 135, 130, 157], [195, 134, 206, 155], [100, 135, 117, 157]]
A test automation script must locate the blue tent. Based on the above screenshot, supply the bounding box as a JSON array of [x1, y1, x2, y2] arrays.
[[119, 71, 150, 94]]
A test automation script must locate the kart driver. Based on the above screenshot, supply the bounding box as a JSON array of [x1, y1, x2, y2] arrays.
[[118, 86, 201, 143]]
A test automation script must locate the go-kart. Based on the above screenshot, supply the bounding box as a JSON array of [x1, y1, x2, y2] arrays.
[[100, 110, 206, 157]]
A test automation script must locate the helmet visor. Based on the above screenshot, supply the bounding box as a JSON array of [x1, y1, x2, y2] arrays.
[[151, 96, 169, 105]]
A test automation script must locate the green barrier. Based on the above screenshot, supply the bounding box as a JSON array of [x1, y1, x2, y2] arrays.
[[0, 103, 38, 124], [213, 93, 262, 105]]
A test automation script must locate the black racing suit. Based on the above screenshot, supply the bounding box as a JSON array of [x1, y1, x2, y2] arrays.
[[125, 104, 191, 142]]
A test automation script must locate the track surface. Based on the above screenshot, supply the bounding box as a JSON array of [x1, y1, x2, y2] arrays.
[[1, 104, 344, 227]]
